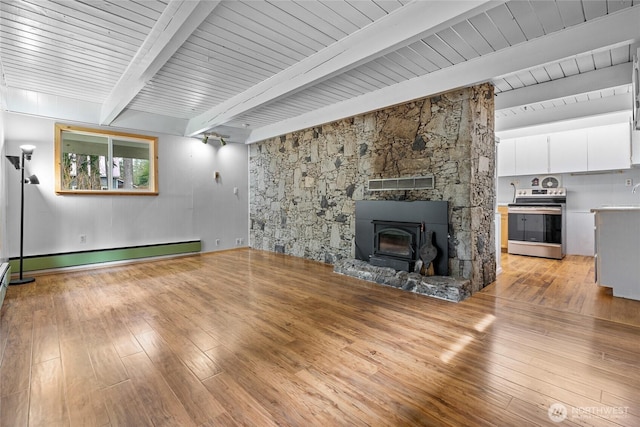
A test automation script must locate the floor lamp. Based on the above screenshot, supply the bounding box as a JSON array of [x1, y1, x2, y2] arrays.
[[5, 145, 39, 285]]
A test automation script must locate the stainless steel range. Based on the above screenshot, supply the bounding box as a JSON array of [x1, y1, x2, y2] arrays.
[[507, 188, 566, 259]]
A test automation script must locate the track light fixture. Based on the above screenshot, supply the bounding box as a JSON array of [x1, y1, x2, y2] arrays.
[[202, 133, 229, 146]]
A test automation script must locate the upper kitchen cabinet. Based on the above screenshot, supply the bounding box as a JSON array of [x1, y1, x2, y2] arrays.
[[498, 122, 631, 177], [497, 138, 516, 177], [514, 135, 549, 176], [549, 129, 588, 174], [497, 135, 549, 177], [587, 123, 630, 171]]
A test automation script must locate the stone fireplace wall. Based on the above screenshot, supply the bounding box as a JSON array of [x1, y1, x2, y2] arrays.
[[249, 83, 495, 292]]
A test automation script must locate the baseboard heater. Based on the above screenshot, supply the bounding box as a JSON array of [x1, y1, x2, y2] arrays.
[[8, 240, 201, 274]]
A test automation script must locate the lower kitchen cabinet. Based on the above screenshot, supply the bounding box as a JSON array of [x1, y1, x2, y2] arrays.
[[564, 212, 595, 257], [592, 207, 640, 300], [632, 128, 640, 165], [497, 205, 508, 252]]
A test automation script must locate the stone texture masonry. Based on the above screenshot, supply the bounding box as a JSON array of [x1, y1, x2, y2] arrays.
[[249, 83, 496, 293], [334, 259, 471, 303]]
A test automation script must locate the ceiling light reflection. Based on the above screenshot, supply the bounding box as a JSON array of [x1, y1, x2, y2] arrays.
[[474, 314, 496, 332], [440, 334, 473, 364]]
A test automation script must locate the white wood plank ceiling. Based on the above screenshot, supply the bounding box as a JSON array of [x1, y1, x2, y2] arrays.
[[1, 0, 639, 142]]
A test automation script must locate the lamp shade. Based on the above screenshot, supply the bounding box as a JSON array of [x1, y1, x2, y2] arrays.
[[20, 144, 36, 155], [25, 174, 39, 185], [20, 144, 36, 160], [6, 155, 20, 169]]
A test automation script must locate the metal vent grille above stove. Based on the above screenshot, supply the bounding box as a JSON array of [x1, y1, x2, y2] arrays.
[[368, 175, 434, 191]]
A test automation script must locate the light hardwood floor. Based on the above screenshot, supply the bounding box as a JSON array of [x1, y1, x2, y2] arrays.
[[1, 249, 639, 426]]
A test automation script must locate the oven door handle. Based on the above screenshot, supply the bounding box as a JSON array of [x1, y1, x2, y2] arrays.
[[508, 207, 562, 215]]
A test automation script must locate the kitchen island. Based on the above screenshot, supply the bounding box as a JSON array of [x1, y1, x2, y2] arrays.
[[591, 206, 640, 300]]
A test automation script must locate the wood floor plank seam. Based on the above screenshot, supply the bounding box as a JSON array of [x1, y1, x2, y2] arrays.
[[1, 250, 639, 426]]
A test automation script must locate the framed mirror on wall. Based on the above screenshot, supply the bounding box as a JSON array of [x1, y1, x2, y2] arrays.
[[54, 124, 158, 195]]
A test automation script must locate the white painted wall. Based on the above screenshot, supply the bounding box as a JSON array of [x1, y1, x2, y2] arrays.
[[0, 113, 8, 263], [3, 112, 248, 259]]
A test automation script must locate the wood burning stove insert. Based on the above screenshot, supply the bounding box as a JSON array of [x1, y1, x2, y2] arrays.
[[370, 220, 422, 271], [355, 200, 448, 275]]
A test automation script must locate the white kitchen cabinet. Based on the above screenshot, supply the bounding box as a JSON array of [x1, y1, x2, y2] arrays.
[[514, 134, 549, 175], [587, 122, 630, 171], [565, 211, 594, 256], [497, 138, 516, 177], [549, 129, 588, 173], [498, 122, 631, 176], [592, 207, 640, 300], [632, 129, 640, 165]]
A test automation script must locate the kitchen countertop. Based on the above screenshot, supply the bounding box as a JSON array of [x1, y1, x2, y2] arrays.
[[591, 206, 640, 212]]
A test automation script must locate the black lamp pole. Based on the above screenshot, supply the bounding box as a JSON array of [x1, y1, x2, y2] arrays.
[[5, 145, 38, 285], [15, 150, 32, 284]]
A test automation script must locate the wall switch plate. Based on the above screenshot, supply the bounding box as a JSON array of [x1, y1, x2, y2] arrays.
[[626, 178, 633, 186], [233, 187, 238, 195], [215, 239, 220, 246]]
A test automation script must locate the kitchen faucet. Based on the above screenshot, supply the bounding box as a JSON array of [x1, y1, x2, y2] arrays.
[[633, 183, 640, 194]]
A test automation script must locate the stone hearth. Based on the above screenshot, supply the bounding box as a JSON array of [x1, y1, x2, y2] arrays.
[[334, 259, 470, 303]]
